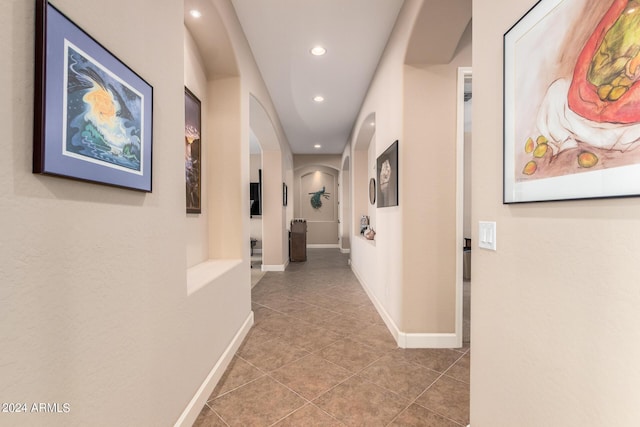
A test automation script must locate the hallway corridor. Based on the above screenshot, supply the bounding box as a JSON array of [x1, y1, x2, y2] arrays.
[[194, 249, 470, 426]]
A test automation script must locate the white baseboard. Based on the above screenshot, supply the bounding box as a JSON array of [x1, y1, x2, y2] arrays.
[[399, 332, 460, 349], [350, 263, 401, 345], [174, 311, 254, 427], [307, 244, 339, 249], [351, 264, 461, 349], [261, 263, 285, 272]]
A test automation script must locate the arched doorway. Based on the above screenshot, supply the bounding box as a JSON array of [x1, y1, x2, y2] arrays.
[[341, 156, 351, 253]]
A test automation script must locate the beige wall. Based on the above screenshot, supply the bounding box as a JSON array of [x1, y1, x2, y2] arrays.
[[347, 0, 418, 334], [294, 154, 342, 170], [300, 171, 336, 221], [218, 0, 292, 271], [249, 154, 262, 248], [185, 29, 210, 267], [0, 0, 251, 425], [339, 155, 352, 251], [347, 0, 470, 343], [250, 154, 261, 182], [261, 150, 288, 266], [293, 155, 341, 245], [0, 0, 294, 424], [294, 165, 340, 245], [472, 0, 640, 424], [402, 23, 471, 333], [352, 149, 370, 236], [207, 77, 243, 259], [367, 133, 377, 231]]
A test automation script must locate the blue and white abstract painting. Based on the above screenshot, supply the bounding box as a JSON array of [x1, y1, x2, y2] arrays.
[[63, 41, 145, 174]]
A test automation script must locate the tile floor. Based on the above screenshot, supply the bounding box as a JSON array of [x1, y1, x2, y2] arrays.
[[194, 249, 470, 426]]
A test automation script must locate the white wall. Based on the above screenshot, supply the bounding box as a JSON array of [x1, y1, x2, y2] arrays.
[[472, 0, 640, 424]]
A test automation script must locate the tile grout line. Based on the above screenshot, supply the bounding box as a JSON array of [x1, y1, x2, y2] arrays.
[[240, 251, 471, 426], [407, 357, 470, 425], [379, 350, 471, 426], [203, 402, 231, 427], [206, 371, 267, 401], [263, 370, 348, 427]]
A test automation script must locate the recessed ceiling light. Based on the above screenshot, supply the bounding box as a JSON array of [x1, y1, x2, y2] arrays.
[[370, 122, 375, 126], [314, 144, 322, 149], [313, 96, 324, 103], [310, 46, 326, 56], [190, 9, 202, 18]]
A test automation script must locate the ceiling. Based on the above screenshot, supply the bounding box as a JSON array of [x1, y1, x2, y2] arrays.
[[231, 0, 405, 155], [185, 0, 471, 155]]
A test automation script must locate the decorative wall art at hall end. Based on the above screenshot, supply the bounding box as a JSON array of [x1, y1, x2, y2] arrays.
[[33, 0, 153, 192], [309, 187, 330, 209], [504, 0, 640, 203], [185, 87, 201, 213], [377, 140, 398, 207]]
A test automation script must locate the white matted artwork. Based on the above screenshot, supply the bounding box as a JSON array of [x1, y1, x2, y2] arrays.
[[504, 0, 640, 203]]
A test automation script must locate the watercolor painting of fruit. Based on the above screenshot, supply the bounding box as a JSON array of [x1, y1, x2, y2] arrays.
[[504, 0, 640, 202]]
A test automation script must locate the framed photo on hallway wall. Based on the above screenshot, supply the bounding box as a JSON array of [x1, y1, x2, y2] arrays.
[[283, 182, 288, 207], [504, 0, 640, 203], [185, 87, 202, 213], [377, 140, 398, 207], [33, 0, 153, 192]]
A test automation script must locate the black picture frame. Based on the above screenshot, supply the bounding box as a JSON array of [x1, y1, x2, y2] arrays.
[[185, 87, 201, 213], [369, 177, 376, 205], [283, 182, 288, 207], [250, 169, 262, 216], [33, 0, 153, 192], [377, 140, 398, 207], [503, 0, 640, 203]]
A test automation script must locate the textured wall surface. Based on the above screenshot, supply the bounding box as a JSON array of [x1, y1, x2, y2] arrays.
[[0, 0, 250, 425], [472, 0, 640, 424]]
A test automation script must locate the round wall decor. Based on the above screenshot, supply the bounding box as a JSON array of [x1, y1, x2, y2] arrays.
[[369, 177, 376, 204]]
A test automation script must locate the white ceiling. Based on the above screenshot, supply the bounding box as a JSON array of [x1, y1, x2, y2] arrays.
[[231, 0, 405, 154], [184, 0, 471, 156]]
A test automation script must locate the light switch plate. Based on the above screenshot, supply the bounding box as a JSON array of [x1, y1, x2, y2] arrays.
[[478, 221, 497, 251]]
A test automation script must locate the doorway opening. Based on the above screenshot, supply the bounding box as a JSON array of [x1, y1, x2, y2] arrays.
[[456, 67, 472, 346]]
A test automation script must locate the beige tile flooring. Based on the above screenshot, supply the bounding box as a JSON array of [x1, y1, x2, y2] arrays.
[[195, 249, 470, 426]]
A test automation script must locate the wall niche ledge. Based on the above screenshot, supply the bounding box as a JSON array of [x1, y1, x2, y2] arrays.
[[187, 259, 243, 295], [355, 234, 376, 246]]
